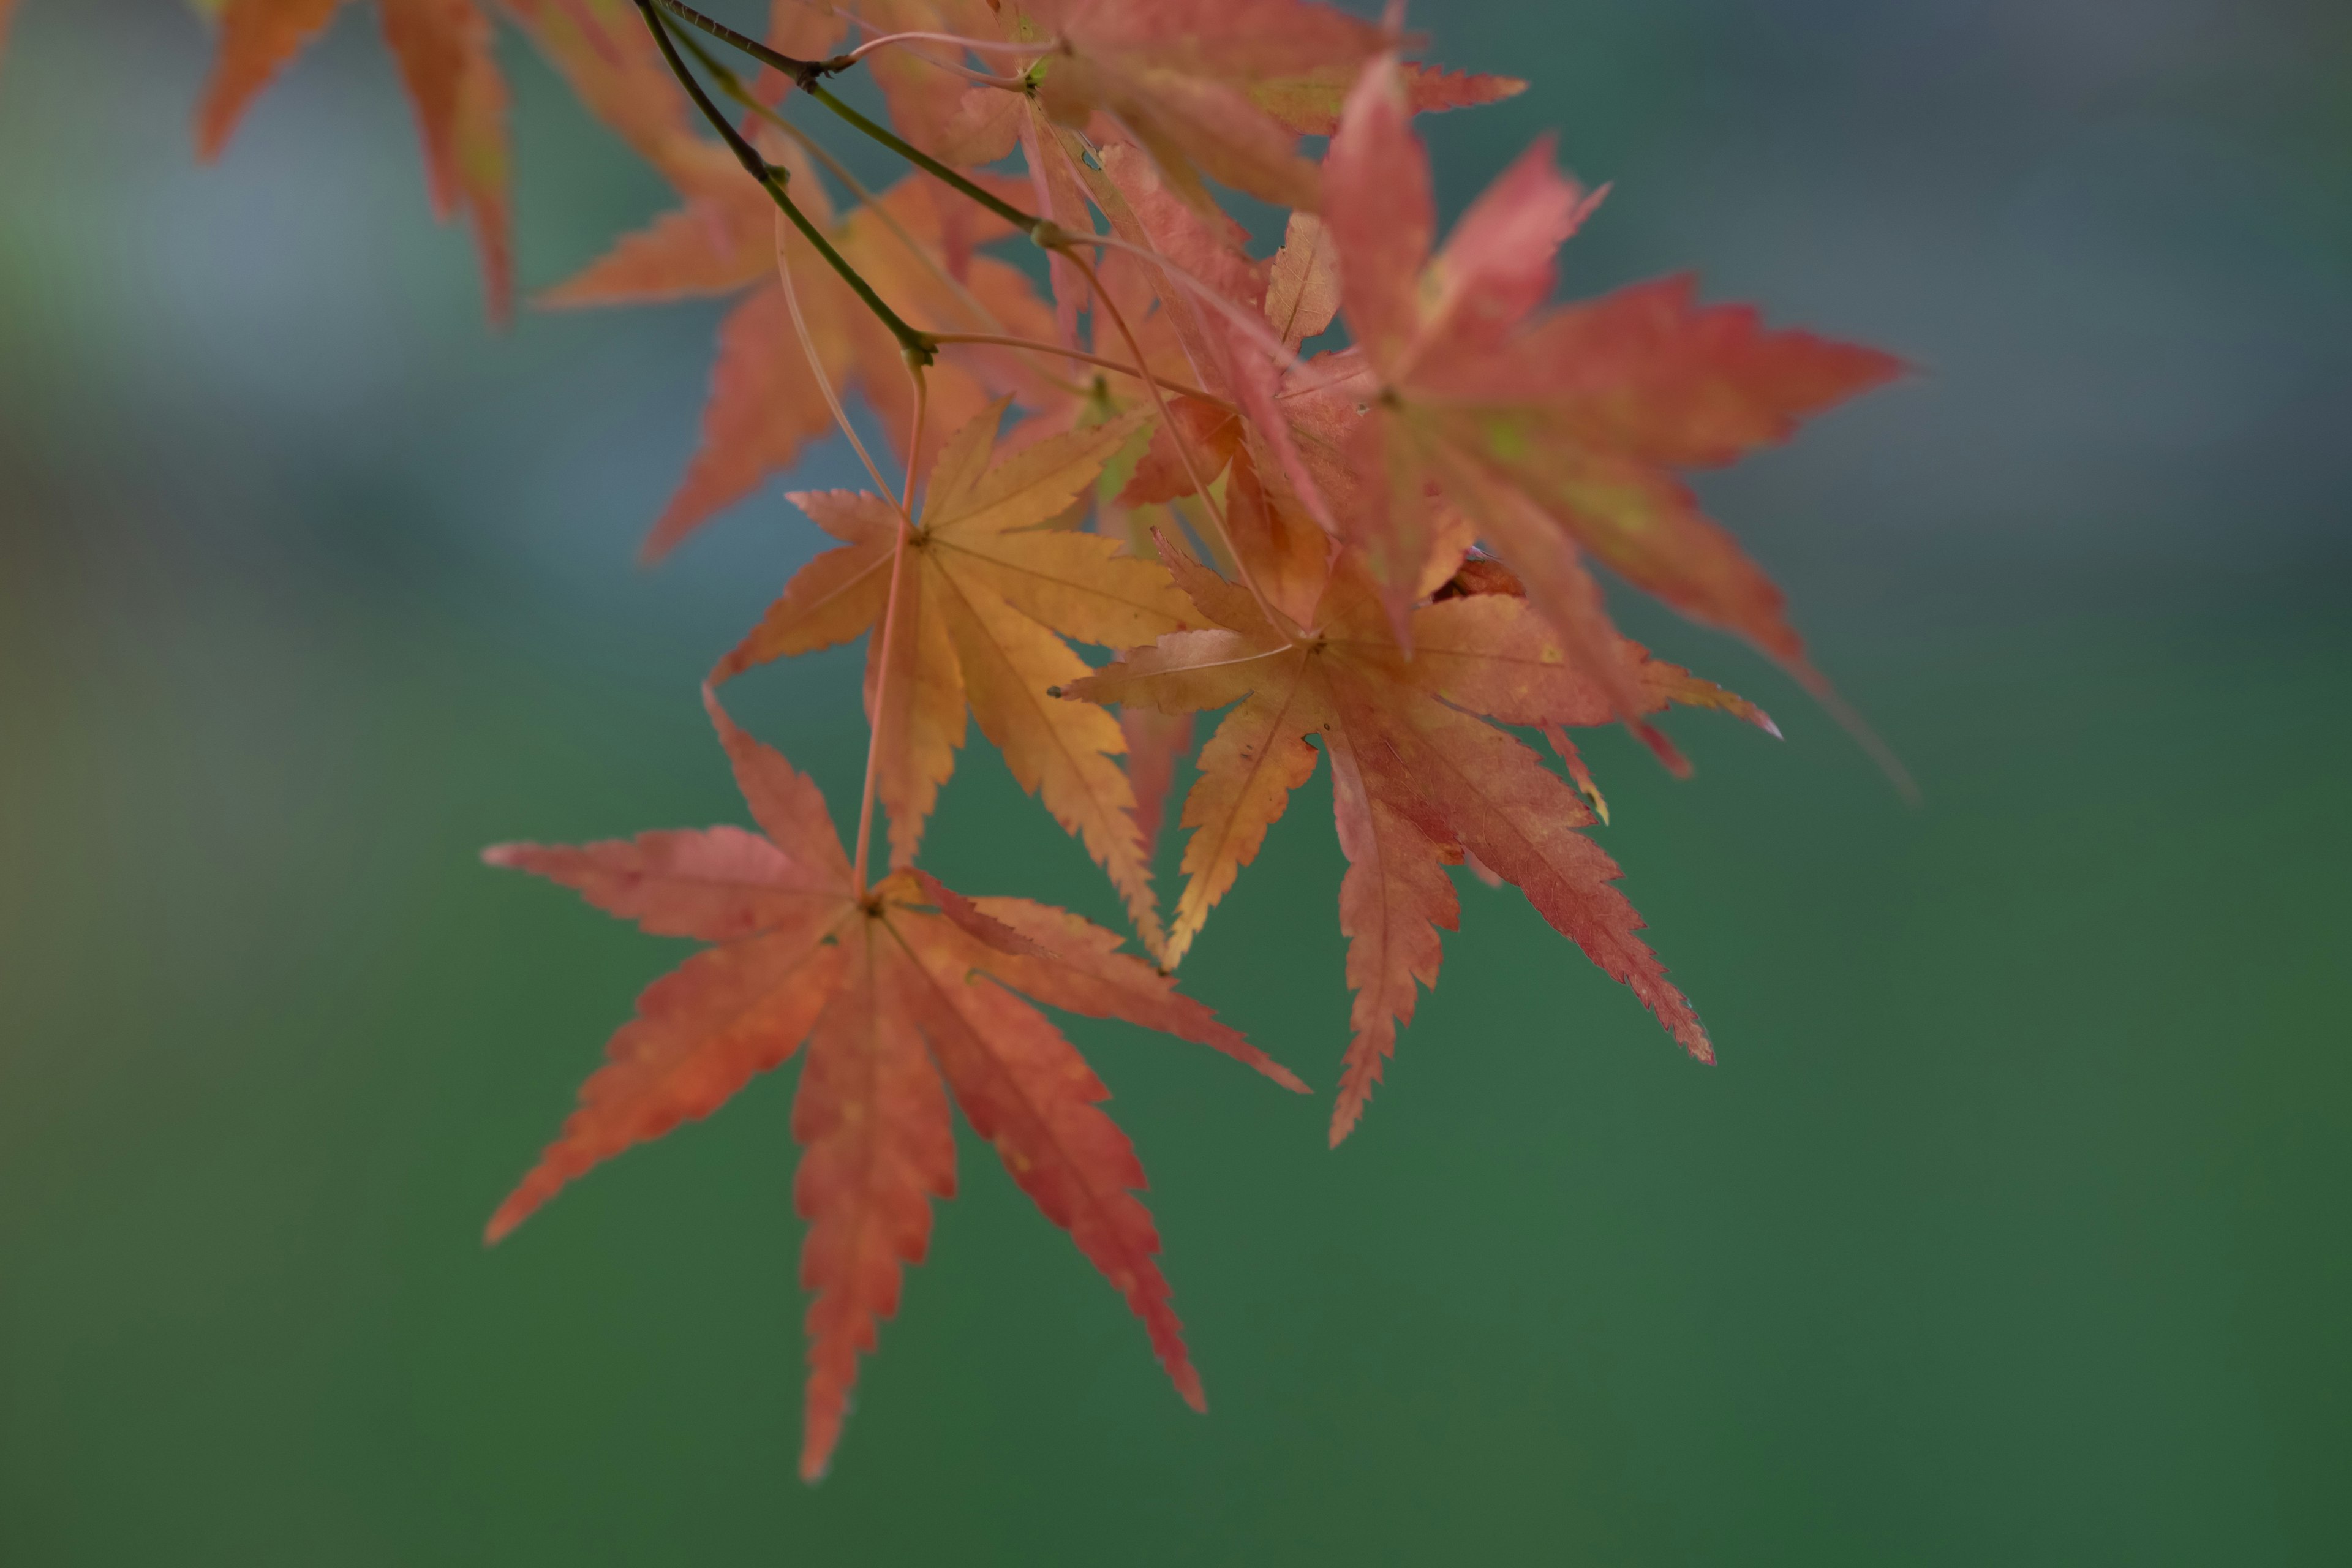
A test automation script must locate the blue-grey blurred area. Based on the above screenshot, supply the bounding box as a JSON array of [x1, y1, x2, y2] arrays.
[[2, 0, 2347, 1561]]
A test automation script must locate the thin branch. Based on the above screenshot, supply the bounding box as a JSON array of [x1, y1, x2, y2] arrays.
[[674, 31, 1060, 384], [800, 81, 1041, 236], [633, 0, 936, 363], [644, 0, 1049, 236], [1059, 247, 1280, 628], [649, 0, 827, 80], [774, 209, 894, 500]]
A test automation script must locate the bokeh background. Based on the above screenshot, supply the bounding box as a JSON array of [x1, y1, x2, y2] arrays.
[[4, 1, 2348, 1561]]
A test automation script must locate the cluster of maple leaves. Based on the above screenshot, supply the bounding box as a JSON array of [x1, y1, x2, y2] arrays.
[[5, 0, 1901, 1479]]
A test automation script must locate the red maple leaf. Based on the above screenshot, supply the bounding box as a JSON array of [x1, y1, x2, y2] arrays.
[[486, 688, 1302, 1479], [1069, 537, 1772, 1143], [1011, 0, 1521, 211], [1308, 55, 1904, 745]]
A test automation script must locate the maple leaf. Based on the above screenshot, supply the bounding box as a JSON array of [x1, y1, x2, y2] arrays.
[[485, 688, 1302, 1480], [1056, 140, 1341, 627], [716, 399, 1199, 957], [193, 0, 513, 318], [1068, 536, 1773, 1144], [1002, 0, 1522, 215], [541, 141, 1058, 559], [1309, 55, 1903, 744]]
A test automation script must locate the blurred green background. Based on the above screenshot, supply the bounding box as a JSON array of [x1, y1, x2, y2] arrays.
[[4, 1, 2348, 1562]]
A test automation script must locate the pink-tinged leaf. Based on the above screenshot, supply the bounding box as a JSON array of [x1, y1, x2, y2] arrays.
[[764, 0, 848, 61], [489, 696, 1286, 1476], [1063, 549, 1740, 1133], [1121, 706, 1196, 865], [1544, 724, 1611, 825], [1414, 136, 1600, 369], [1321, 673, 1458, 1145], [795, 922, 956, 1482], [483, 827, 845, 942], [1019, 105, 1095, 353], [935, 83, 1025, 165], [703, 684, 855, 890], [1503, 275, 1907, 467], [537, 202, 767, 305], [712, 528, 895, 682], [1253, 59, 1528, 135], [895, 920, 1206, 1412], [911, 869, 1057, 960], [1381, 694, 1711, 1061], [1120, 399, 1242, 506], [493, 0, 705, 179], [643, 286, 845, 561], [1323, 55, 1432, 377], [486, 930, 848, 1243], [194, 0, 345, 162], [1415, 429, 1690, 771], [379, 0, 514, 319], [962, 897, 1308, 1093]]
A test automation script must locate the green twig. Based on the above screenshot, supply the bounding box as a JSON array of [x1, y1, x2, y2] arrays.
[[647, 0, 1043, 237], [631, 0, 935, 364], [649, 0, 837, 81], [800, 82, 1041, 236]]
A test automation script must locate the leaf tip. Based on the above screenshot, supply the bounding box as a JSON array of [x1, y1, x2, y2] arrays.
[[1633, 720, 1695, 779]]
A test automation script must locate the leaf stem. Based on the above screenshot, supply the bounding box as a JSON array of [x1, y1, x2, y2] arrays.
[[842, 29, 1058, 62], [673, 31, 1061, 383], [772, 210, 894, 500], [853, 361, 929, 897], [927, 333, 1237, 412], [650, 0, 1043, 235]]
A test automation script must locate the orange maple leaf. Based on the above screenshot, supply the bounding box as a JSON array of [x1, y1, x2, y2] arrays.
[[485, 688, 1302, 1480], [194, 0, 513, 318], [717, 399, 1199, 957], [1069, 535, 1773, 1144]]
